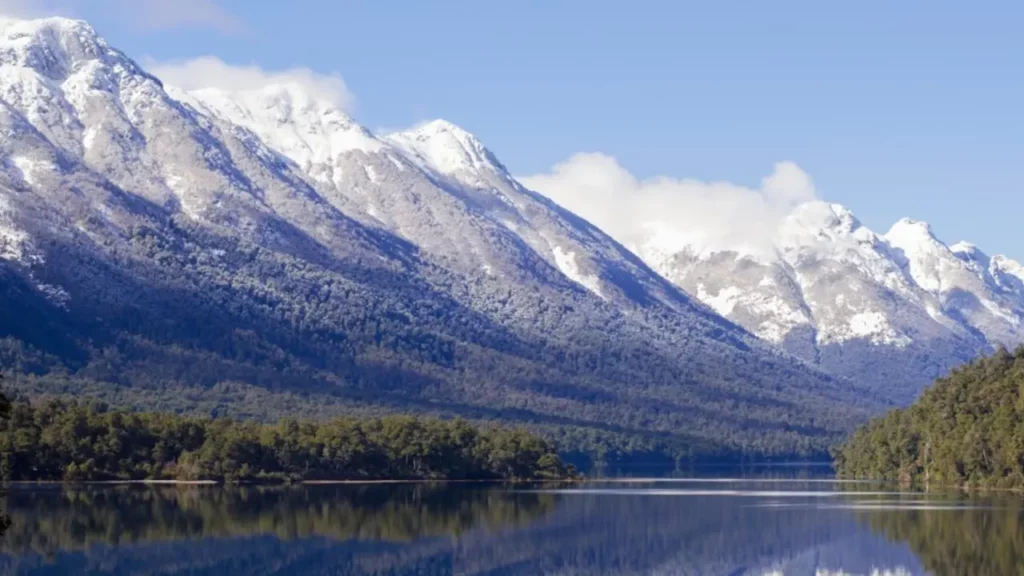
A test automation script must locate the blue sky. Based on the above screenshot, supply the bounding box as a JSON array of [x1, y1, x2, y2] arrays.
[[10, 0, 1024, 258]]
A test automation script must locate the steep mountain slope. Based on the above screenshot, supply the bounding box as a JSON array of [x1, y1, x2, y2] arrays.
[[178, 85, 692, 311], [636, 200, 1022, 402], [0, 16, 880, 458]]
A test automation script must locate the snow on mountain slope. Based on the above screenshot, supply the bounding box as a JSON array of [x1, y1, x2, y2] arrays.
[[176, 84, 385, 186], [0, 16, 409, 268], [384, 119, 507, 185], [0, 15, 725, 332], [630, 199, 1022, 399], [180, 84, 695, 311], [0, 16, 883, 456]]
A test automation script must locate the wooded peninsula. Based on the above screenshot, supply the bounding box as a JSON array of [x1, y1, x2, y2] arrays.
[[0, 397, 577, 483], [835, 346, 1024, 489]]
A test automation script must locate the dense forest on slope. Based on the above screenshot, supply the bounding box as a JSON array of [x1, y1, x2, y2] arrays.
[[0, 223, 877, 463], [0, 397, 575, 482], [834, 346, 1024, 489]]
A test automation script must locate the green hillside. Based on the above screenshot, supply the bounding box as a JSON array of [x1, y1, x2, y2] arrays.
[[835, 347, 1024, 489]]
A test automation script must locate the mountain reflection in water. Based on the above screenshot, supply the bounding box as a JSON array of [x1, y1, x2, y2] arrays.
[[0, 480, 1016, 575]]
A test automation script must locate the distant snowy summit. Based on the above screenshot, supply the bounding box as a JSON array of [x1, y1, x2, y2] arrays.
[[634, 200, 1024, 400]]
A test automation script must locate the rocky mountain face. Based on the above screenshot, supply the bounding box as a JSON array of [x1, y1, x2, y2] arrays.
[[638, 201, 1024, 402], [0, 16, 879, 458]]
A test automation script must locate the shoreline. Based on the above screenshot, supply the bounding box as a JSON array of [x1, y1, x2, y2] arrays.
[[5, 477, 581, 487]]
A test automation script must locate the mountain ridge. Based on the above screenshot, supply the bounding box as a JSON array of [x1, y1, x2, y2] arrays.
[[630, 198, 1023, 401], [0, 15, 878, 459]]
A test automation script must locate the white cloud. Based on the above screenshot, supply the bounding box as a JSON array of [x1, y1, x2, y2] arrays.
[[0, 0, 242, 33], [145, 56, 355, 111], [519, 154, 821, 258]]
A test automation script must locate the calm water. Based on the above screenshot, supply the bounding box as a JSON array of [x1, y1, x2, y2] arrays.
[[0, 478, 1019, 575]]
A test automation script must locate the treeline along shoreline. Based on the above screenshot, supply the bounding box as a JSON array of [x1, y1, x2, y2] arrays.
[[835, 346, 1024, 490], [0, 396, 578, 483]]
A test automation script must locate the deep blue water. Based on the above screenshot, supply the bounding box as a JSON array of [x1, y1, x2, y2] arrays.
[[0, 477, 1016, 575]]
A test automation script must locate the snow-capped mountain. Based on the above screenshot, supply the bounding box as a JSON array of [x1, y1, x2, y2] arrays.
[[178, 84, 691, 310], [638, 200, 1024, 401], [0, 16, 877, 457]]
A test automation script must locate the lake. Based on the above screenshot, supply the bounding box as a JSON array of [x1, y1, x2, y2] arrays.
[[0, 477, 1018, 575]]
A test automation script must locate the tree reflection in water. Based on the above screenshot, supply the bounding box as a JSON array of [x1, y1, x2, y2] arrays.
[[3, 482, 1014, 575], [0, 484, 556, 557], [856, 496, 1024, 576]]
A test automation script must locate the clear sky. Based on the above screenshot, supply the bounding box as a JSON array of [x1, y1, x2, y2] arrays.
[[9, 0, 1024, 259]]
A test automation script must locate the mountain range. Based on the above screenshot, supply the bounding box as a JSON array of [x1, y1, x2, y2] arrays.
[[0, 15, 968, 460], [627, 201, 1024, 403]]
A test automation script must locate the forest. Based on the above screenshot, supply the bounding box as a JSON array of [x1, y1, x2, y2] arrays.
[[834, 346, 1024, 489], [0, 212, 877, 464], [0, 396, 576, 482]]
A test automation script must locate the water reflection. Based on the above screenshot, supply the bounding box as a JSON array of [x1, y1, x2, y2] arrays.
[[855, 496, 1024, 576], [0, 480, 1017, 574], [0, 484, 556, 556]]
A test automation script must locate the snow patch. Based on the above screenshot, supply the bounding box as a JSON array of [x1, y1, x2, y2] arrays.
[[980, 298, 1020, 326], [82, 126, 98, 151], [694, 281, 810, 343], [0, 196, 38, 265], [552, 246, 606, 299], [697, 284, 743, 316], [821, 311, 912, 347], [386, 154, 406, 171], [744, 296, 811, 343], [10, 156, 44, 185], [36, 281, 70, 308], [0, 221, 31, 262]]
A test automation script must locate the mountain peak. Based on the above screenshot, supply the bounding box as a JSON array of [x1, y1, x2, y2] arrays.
[[181, 83, 383, 168], [887, 217, 936, 240], [950, 241, 977, 253], [0, 15, 95, 37], [784, 201, 862, 236], [950, 241, 988, 261], [0, 16, 112, 81], [407, 118, 477, 140], [992, 254, 1024, 283], [384, 119, 507, 178]]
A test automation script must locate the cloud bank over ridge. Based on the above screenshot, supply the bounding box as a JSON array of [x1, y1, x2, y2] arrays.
[[145, 56, 355, 112], [519, 154, 822, 258]]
